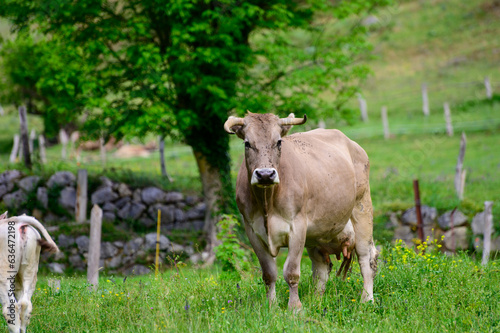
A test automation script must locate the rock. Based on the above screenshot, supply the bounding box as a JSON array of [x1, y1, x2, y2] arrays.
[[186, 203, 206, 220], [103, 212, 116, 221], [170, 243, 185, 253], [174, 208, 186, 222], [190, 253, 203, 264], [139, 216, 156, 228], [91, 186, 119, 205], [437, 210, 468, 230], [361, 15, 379, 27], [100, 242, 119, 259], [185, 195, 198, 206], [32, 208, 44, 220], [117, 202, 146, 220], [123, 264, 150, 276], [471, 212, 485, 235], [58, 186, 76, 211], [148, 204, 175, 224], [141, 187, 167, 205], [117, 183, 132, 197], [99, 176, 114, 188], [113, 241, 124, 248], [0, 184, 9, 200], [123, 237, 144, 256], [165, 191, 183, 203], [394, 225, 414, 247], [76, 235, 90, 253], [443, 227, 469, 250], [114, 197, 131, 210], [44, 212, 67, 223], [145, 233, 170, 251], [3, 190, 27, 209], [401, 206, 437, 227], [37, 187, 48, 209], [47, 263, 65, 274], [102, 202, 117, 212], [68, 254, 85, 268], [47, 171, 76, 188], [58, 234, 75, 248], [191, 220, 205, 231], [0, 170, 22, 185], [132, 189, 142, 203], [105, 255, 123, 269], [54, 251, 66, 261], [17, 176, 41, 192]]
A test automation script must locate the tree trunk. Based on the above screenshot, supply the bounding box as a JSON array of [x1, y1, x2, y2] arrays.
[[193, 150, 224, 265]]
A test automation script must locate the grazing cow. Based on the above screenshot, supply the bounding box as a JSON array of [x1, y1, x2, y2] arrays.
[[0, 212, 59, 333], [224, 112, 378, 309]]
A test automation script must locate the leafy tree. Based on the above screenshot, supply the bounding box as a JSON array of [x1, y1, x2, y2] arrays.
[[0, 0, 392, 261]]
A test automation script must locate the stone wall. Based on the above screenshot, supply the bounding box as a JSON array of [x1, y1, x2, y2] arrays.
[[390, 205, 500, 252]]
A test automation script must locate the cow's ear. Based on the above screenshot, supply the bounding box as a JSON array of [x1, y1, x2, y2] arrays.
[[0, 211, 8, 220], [233, 126, 246, 140]]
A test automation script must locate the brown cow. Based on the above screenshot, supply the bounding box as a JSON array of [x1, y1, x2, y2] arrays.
[[224, 112, 378, 309]]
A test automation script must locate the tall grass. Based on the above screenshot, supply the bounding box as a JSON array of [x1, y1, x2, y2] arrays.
[[7, 242, 499, 332]]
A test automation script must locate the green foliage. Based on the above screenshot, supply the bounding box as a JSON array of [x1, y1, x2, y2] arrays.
[[215, 214, 251, 280]]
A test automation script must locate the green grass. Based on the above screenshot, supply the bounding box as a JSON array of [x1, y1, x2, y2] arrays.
[[6, 243, 500, 332]]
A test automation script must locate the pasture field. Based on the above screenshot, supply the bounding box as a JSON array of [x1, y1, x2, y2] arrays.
[[4, 242, 499, 332]]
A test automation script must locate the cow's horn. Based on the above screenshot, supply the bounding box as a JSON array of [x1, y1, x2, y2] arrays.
[[224, 116, 245, 134], [279, 114, 307, 126]]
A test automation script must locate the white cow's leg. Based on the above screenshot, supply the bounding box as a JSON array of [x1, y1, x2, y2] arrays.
[[284, 227, 306, 310], [17, 232, 41, 333], [0, 279, 20, 333], [351, 190, 378, 302], [307, 247, 331, 295], [243, 222, 277, 303]]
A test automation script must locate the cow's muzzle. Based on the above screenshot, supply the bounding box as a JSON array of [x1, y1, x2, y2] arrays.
[[251, 168, 279, 186]]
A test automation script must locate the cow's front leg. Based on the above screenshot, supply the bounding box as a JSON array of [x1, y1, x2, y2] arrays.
[[307, 247, 331, 295], [243, 222, 277, 304], [284, 226, 306, 310]]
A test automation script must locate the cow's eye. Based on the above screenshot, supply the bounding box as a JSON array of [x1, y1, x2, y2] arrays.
[[244, 141, 251, 149], [277, 139, 282, 149]]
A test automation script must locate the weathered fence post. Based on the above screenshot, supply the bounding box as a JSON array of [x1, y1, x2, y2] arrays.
[[155, 209, 161, 279], [159, 136, 173, 182], [413, 180, 424, 243], [381, 106, 390, 139], [29, 129, 36, 155], [100, 137, 106, 167], [0, 104, 4, 116], [444, 102, 453, 136], [317, 119, 326, 129], [422, 83, 430, 116], [9, 135, 20, 163], [484, 76, 492, 99], [482, 201, 493, 266], [59, 129, 69, 160], [70, 131, 79, 160], [76, 169, 88, 223], [455, 132, 467, 200], [38, 135, 47, 164], [19, 106, 31, 169], [87, 204, 103, 290], [357, 93, 368, 122]]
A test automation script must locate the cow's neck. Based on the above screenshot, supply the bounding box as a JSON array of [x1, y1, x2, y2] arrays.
[[251, 185, 276, 236]]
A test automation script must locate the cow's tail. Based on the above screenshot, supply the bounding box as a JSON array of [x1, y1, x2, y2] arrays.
[[16, 216, 60, 253], [336, 252, 355, 281]]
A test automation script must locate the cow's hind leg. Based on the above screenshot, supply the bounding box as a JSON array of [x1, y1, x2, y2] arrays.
[[243, 222, 277, 304], [307, 247, 331, 295], [350, 190, 378, 302], [0, 279, 20, 333]]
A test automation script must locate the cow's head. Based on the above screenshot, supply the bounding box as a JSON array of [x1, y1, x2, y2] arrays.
[[224, 112, 307, 187]]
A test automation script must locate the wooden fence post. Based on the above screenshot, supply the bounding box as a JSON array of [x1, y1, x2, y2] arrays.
[[444, 102, 453, 136], [484, 76, 492, 99], [9, 135, 20, 163], [38, 135, 47, 164], [0, 104, 4, 116], [29, 129, 36, 156], [413, 180, 424, 243], [422, 83, 430, 116], [381, 106, 390, 139], [59, 129, 69, 160], [19, 106, 31, 169], [159, 136, 173, 182], [482, 201, 493, 265], [455, 132, 466, 200], [100, 137, 106, 167], [87, 204, 103, 290], [357, 93, 369, 122], [76, 169, 88, 223]]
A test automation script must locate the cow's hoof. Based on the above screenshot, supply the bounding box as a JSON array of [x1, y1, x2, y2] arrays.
[[288, 300, 302, 311]]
